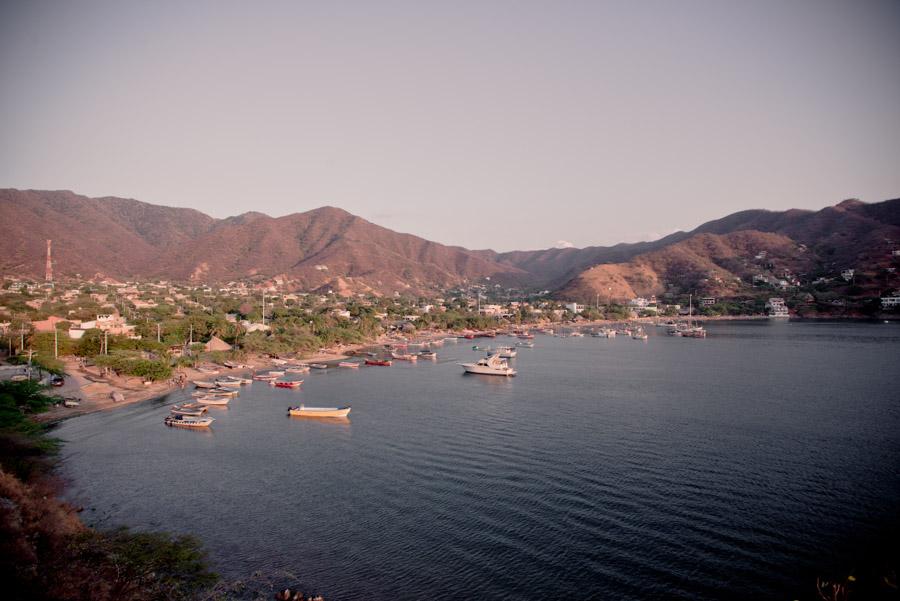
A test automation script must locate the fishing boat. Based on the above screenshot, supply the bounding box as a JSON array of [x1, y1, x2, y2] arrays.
[[192, 388, 237, 398], [288, 405, 351, 418], [170, 405, 207, 417], [338, 361, 360, 368], [310, 363, 329, 370], [496, 346, 517, 358], [194, 395, 230, 405], [271, 358, 288, 365], [222, 361, 239, 368], [443, 337, 458, 343], [632, 328, 648, 341], [215, 379, 242, 388], [418, 350, 437, 359], [165, 415, 214, 428], [391, 352, 417, 362], [459, 354, 517, 377], [365, 359, 392, 366], [193, 380, 218, 389], [221, 375, 251, 385], [176, 402, 208, 411], [285, 366, 310, 374], [253, 374, 278, 381], [570, 331, 585, 337], [196, 366, 219, 374], [517, 332, 535, 339], [266, 370, 285, 376], [272, 380, 303, 388], [515, 341, 534, 348]]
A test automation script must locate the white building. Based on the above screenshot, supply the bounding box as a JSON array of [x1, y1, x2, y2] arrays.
[[881, 297, 900, 308], [564, 302, 584, 314]]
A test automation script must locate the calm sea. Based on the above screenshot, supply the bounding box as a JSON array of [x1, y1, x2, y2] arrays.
[[56, 321, 900, 600]]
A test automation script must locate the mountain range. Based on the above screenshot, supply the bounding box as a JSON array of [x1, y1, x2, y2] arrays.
[[1, 189, 898, 300]]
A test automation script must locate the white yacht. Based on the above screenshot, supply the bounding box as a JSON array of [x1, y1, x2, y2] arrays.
[[459, 354, 517, 377]]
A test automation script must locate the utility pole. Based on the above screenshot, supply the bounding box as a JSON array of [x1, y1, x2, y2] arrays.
[[189, 323, 193, 345], [104, 330, 108, 355], [157, 323, 161, 343], [262, 292, 266, 326], [54, 327, 58, 359]]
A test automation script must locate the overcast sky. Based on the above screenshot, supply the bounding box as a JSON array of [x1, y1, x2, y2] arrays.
[[2, 0, 898, 251]]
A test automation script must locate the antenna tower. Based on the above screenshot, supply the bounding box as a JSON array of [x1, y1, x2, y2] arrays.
[[45, 240, 53, 284]]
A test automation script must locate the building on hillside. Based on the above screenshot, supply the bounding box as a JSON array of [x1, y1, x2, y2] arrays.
[[765, 298, 789, 317], [881, 296, 900, 309], [564, 302, 584, 314], [699, 297, 716, 307]]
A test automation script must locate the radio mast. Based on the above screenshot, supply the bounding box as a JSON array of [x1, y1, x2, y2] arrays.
[[45, 240, 53, 285]]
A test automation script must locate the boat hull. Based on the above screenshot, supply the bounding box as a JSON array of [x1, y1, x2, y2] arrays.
[[460, 363, 516, 377], [288, 406, 351, 418]]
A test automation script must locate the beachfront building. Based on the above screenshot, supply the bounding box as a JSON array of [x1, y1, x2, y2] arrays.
[[564, 302, 584, 314], [881, 296, 900, 309]]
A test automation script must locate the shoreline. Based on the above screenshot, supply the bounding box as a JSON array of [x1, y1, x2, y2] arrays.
[[30, 315, 893, 424]]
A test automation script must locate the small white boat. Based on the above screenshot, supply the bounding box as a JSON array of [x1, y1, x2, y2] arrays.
[[285, 366, 310, 374], [570, 331, 585, 337], [310, 363, 329, 370], [266, 370, 285, 376], [515, 341, 534, 348], [443, 337, 458, 343], [192, 388, 238, 398], [193, 380, 218, 389], [253, 374, 278, 381], [496, 346, 517, 358], [165, 415, 214, 428], [170, 405, 207, 417], [221, 375, 251, 385], [288, 405, 351, 418], [63, 398, 80, 408], [459, 354, 517, 377], [338, 361, 360, 368], [271, 358, 288, 365], [215, 379, 243, 388], [194, 395, 230, 405]]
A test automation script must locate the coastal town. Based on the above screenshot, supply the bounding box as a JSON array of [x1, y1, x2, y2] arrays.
[[2, 235, 898, 421]]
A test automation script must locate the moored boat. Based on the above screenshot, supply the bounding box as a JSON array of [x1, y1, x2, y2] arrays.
[[285, 366, 310, 374], [310, 363, 329, 370], [272, 379, 303, 388], [338, 361, 360, 368], [496, 346, 517, 358], [194, 395, 230, 405], [418, 350, 437, 359], [170, 405, 207, 417], [365, 359, 392, 366], [165, 415, 214, 428], [193, 380, 217, 389], [515, 341, 534, 348], [391, 352, 417, 362], [459, 354, 517, 377], [215, 379, 242, 388], [287, 405, 351, 418]]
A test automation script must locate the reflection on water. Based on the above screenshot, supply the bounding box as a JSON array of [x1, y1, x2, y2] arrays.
[[56, 322, 900, 601]]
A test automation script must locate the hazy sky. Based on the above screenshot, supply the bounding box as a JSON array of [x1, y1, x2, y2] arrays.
[[2, 1, 899, 251]]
